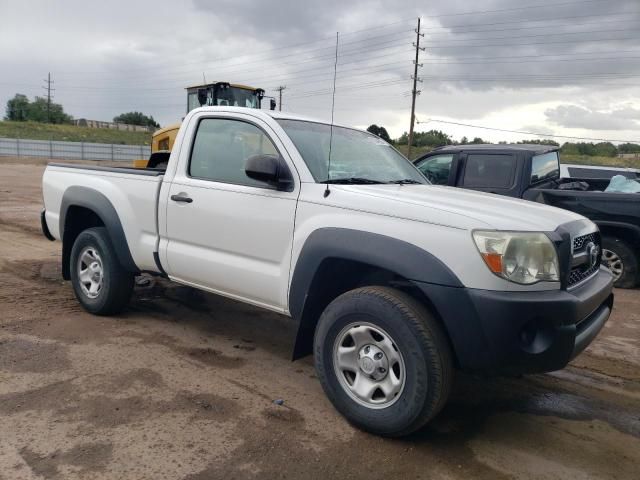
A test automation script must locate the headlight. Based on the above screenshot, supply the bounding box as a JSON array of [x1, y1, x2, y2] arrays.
[[472, 230, 560, 285]]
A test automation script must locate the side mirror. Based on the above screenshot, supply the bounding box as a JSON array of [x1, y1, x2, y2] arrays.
[[270, 99, 277, 111], [245, 154, 293, 191], [197, 88, 208, 106]]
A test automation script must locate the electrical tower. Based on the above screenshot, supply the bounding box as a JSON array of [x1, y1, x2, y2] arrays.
[[407, 18, 424, 160], [275, 85, 286, 111], [42, 72, 54, 123]]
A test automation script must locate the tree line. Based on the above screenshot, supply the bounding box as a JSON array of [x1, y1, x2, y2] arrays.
[[4, 93, 160, 128], [367, 125, 640, 157]]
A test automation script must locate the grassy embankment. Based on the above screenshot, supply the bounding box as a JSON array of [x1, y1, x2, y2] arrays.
[[0, 121, 151, 145], [394, 144, 639, 168]]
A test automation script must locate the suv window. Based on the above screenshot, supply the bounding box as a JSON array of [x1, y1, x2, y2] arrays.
[[415, 154, 454, 185], [462, 154, 515, 189], [189, 118, 279, 187]]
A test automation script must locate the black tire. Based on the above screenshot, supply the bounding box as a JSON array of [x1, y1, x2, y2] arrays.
[[70, 227, 134, 315], [602, 235, 638, 288], [314, 286, 454, 437]]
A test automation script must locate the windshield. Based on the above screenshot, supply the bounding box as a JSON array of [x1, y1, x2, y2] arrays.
[[188, 88, 260, 113], [215, 87, 259, 108], [277, 119, 427, 184], [531, 151, 560, 183]]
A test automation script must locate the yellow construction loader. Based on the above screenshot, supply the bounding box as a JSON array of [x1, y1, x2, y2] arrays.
[[134, 82, 274, 168]]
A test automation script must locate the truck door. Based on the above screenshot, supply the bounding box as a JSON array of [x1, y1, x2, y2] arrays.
[[162, 114, 298, 312]]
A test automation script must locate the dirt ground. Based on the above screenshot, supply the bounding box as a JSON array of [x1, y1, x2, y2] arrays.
[[0, 161, 639, 480]]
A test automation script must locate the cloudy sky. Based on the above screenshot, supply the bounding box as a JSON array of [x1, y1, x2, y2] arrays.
[[1, 0, 639, 143]]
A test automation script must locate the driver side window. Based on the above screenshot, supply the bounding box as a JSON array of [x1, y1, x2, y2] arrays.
[[416, 154, 454, 185], [189, 118, 279, 188]]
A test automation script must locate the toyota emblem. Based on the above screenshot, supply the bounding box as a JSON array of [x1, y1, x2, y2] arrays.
[[586, 242, 600, 269]]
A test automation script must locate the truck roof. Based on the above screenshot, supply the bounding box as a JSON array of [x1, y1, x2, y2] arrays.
[[191, 106, 352, 129], [431, 143, 559, 155]]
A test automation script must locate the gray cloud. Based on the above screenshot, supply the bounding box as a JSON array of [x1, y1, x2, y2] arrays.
[[0, 0, 639, 141], [545, 105, 640, 130]]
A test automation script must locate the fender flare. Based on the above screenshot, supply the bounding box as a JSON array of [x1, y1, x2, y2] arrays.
[[289, 228, 463, 359], [595, 220, 640, 240], [60, 186, 138, 279]]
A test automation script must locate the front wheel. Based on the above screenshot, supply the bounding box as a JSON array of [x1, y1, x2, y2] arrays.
[[602, 235, 638, 288], [70, 227, 134, 315], [314, 286, 454, 437]]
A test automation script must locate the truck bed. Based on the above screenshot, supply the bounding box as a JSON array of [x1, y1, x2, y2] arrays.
[[48, 163, 166, 176], [523, 180, 640, 226], [42, 163, 164, 273]]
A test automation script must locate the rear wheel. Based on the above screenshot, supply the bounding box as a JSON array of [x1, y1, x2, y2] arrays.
[[314, 286, 453, 437], [602, 235, 638, 288], [70, 227, 134, 315]]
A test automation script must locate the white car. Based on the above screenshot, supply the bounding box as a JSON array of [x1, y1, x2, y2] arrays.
[[41, 107, 614, 436]]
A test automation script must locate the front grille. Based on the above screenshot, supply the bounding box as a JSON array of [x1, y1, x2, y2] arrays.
[[568, 232, 600, 288], [569, 262, 599, 287], [573, 233, 595, 252]]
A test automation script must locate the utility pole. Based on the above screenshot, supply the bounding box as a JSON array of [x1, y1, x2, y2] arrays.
[[42, 72, 54, 123], [407, 18, 424, 160], [275, 85, 286, 111]]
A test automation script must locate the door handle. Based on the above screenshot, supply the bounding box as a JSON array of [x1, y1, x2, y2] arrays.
[[170, 193, 193, 203]]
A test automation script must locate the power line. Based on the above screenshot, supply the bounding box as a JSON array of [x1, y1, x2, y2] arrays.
[[50, 57, 413, 94], [51, 27, 639, 89], [424, 118, 640, 143], [413, 54, 640, 66], [53, 8, 636, 81], [45, 43, 414, 92], [43, 68, 640, 97], [20, 44, 640, 95], [57, 22, 415, 77], [421, 0, 609, 19], [422, 26, 639, 44], [421, 35, 638, 49], [421, 17, 639, 37], [419, 10, 639, 32], [56, 37, 413, 86]]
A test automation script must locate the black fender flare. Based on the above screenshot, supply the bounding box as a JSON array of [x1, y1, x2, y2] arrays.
[[595, 220, 640, 240], [289, 228, 463, 359], [60, 186, 138, 279]]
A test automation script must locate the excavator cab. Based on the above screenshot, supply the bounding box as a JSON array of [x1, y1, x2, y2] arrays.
[[134, 82, 275, 169], [187, 82, 268, 111]]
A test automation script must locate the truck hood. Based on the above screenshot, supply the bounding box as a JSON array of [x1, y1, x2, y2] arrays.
[[329, 184, 585, 231]]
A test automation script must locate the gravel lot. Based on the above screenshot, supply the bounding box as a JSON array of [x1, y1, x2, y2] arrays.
[[0, 160, 638, 479]]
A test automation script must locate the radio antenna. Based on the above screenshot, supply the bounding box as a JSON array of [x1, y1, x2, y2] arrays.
[[324, 31, 339, 198]]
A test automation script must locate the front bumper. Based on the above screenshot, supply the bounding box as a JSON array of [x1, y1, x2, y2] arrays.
[[415, 266, 614, 374]]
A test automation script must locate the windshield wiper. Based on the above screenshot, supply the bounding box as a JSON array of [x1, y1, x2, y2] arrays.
[[325, 177, 386, 184], [388, 179, 422, 184]]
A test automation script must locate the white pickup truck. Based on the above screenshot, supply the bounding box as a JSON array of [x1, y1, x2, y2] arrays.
[[41, 107, 614, 436]]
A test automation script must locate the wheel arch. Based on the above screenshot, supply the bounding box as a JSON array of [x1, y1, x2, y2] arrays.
[[596, 221, 640, 248], [289, 228, 463, 361], [60, 186, 139, 280]]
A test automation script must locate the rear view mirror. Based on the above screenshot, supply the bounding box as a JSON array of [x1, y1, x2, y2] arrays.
[[245, 154, 293, 191], [270, 99, 277, 111]]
